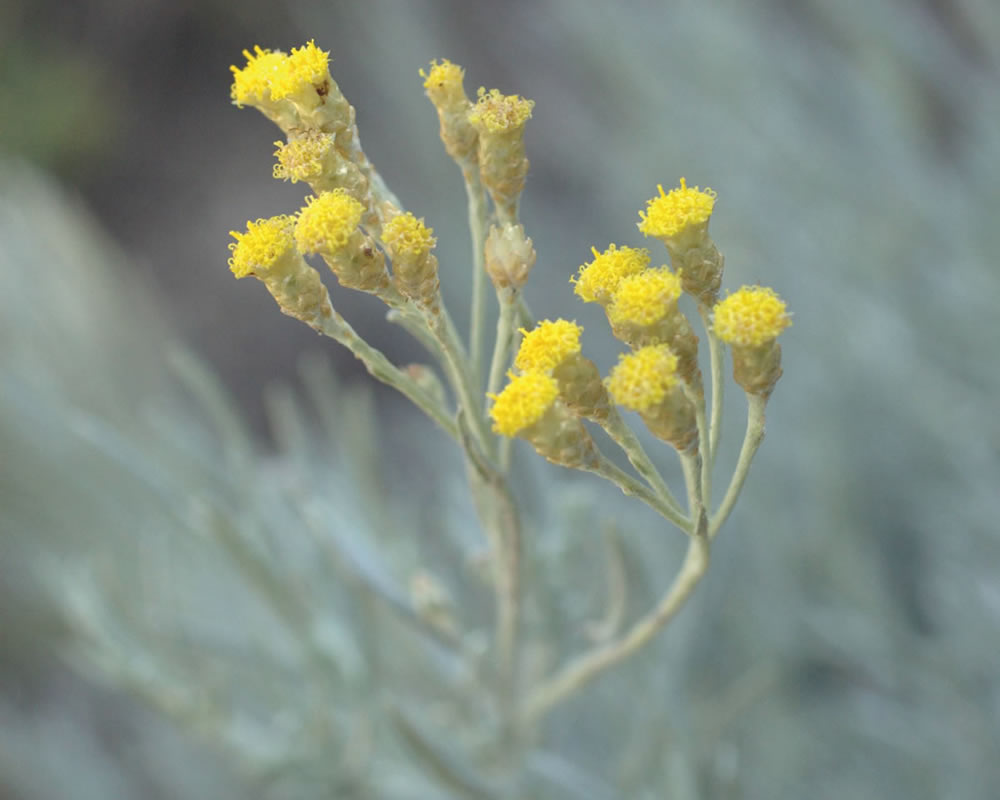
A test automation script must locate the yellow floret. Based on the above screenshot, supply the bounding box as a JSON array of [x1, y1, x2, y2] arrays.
[[294, 190, 364, 255], [420, 59, 465, 93], [712, 286, 791, 347], [228, 215, 296, 278], [270, 40, 329, 100], [382, 212, 436, 256], [605, 345, 679, 412], [514, 319, 582, 373], [637, 178, 717, 239], [273, 131, 332, 182], [572, 244, 650, 304], [468, 88, 534, 133], [230, 45, 287, 106], [489, 372, 560, 437], [607, 268, 683, 327]]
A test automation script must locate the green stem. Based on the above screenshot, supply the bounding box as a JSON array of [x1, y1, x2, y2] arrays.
[[464, 168, 490, 390], [709, 393, 766, 540], [487, 289, 517, 400], [599, 410, 686, 524], [699, 304, 724, 488], [520, 522, 709, 727], [314, 309, 457, 440], [585, 452, 690, 531]]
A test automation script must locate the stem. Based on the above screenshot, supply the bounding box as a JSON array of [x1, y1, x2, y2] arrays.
[[699, 304, 724, 482], [584, 452, 690, 531], [487, 289, 517, 399], [599, 410, 686, 522], [464, 168, 490, 390], [314, 310, 457, 439], [520, 524, 709, 726], [709, 393, 766, 540]]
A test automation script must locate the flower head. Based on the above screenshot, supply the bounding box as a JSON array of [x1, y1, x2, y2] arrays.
[[230, 46, 287, 107], [273, 131, 333, 183], [572, 245, 650, 305], [607, 268, 683, 327], [228, 215, 297, 278], [515, 319, 582, 373], [420, 59, 467, 104], [712, 286, 791, 347], [489, 372, 560, 437], [468, 88, 534, 133], [269, 40, 329, 101], [294, 190, 364, 255], [605, 345, 680, 412], [382, 212, 436, 257], [638, 178, 716, 239]]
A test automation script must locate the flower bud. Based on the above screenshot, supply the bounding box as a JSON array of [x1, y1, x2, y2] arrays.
[[484, 223, 536, 291]]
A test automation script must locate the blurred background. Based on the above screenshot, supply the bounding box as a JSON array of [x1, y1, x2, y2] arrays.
[[2, 0, 999, 798]]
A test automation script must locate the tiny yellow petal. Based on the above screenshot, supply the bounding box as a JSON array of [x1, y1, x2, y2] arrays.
[[605, 345, 679, 412], [294, 189, 364, 255], [712, 286, 791, 347], [637, 178, 716, 239], [572, 244, 650, 304], [488, 372, 559, 437], [228, 215, 296, 278], [270, 39, 330, 100], [230, 45, 286, 106], [514, 319, 582, 373]]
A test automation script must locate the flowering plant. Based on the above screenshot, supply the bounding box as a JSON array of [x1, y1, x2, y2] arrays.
[[227, 40, 790, 791]]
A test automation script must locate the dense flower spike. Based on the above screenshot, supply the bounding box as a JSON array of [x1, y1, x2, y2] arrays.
[[468, 88, 535, 223], [606, 346, 698, 451], [572, 245, 651, 306], [516, 319, 610, 421], [382, 212, 440, 306], [490, 372, 598, 468], [713, 286, 790, 397], [228, 216, 331, 322], [638, 179, 724, 305], [295, 190, 388, 293], [421, 59, 478, 168]]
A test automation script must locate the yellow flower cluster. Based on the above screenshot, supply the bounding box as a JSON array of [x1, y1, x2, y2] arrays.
[[572, 245, 650, 305], [713, 286, 791, 347], [514, 319, 582, 373], [637, 178, 717, 239], [228, 216, 296, 278], [294, 190, 364, 255], [230, 40, 330, 107], [489, 371, 560, 437], [605, 346, 679, 412], [420, 59, 466, 103], [607, 268, 683, 328], [382, 213, 436, 257], [272, 131, 333, 183], [468, 88, 535, 133]]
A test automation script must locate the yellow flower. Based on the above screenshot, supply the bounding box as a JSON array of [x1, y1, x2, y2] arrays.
[[382, 212, 436, 257], [230, 45, 286, 107], [420, 59, 466, 103], [294, 190, 364, 255], [489, 372, 560, 437], [269, 40, 329, 101], [712, 286, 791, 347], [514, 319, 582, 373], [572, 245, 650, 305], [273, 132, 333, 183], [468, 88, 534, 133], [637, 178, 716, 239], [607, 268, 683, 328], [605, 345, 679, 412], [228, 215, 297, 278]]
